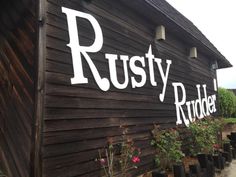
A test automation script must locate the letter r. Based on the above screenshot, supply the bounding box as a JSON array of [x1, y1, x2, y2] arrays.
[[172, 82, 190, 127], [62, 7, 110, 91]]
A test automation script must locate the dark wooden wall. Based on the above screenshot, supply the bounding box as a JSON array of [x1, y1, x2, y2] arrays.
[[43, 0, 217, 176], [0, 2, 36, 177]]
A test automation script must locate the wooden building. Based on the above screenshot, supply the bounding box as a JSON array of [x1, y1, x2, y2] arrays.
[[0, 0, 232, 177]]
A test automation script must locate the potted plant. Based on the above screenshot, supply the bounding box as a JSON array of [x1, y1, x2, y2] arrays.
[[151, 126, 185, 177], [96, 137, 141, 177], [187, 118, 225, 176]]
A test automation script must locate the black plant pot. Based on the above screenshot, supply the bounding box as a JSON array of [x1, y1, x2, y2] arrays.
[[189, 164, 201, 177], [231, 132, 236, 141], [230, 140, 236, 148], [222, 151, 232, 162], [223, 142, 231, 153], [197, 153, 208, 168], [220, 156, 226, 169], [232, 148, 236, 159], [206, 160, 215, 177], [207, 154, 213, 162], [213, 154, 221, 169], [173, 163, 186, 177], [152, 170, 168, 177], [197, 153, 215, 177]]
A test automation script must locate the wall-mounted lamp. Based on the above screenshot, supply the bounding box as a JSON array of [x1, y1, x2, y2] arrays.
[[155, 25, 165, 41], [211, 60, 218, 70], [189, 47, 197, 59]]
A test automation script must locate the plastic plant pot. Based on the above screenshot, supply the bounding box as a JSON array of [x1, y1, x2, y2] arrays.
[[232, 148, 236, 159], [173, 163, 186, 177], [223, 143, 231, 153], [222, 151, 232, 162], [152, 170, 168, 177], [197, 154, 208, 168], [231, 132, 236, 141], [213, 154, 221, 169], [189, 164, 201, 177]]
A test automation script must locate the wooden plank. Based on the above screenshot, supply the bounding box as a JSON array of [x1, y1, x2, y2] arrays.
[[0, 2, 36, 177], [42, 0, 218, 176], [32, 1, 46, 177], [45, 108, 176, 120], [44, 117, 175, 132]]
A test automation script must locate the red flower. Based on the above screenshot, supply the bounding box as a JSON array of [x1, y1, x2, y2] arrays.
[[132, 156, 140, 163]]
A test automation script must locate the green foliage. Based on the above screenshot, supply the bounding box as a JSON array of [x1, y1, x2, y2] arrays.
[[233, 96, 236, 117], [151, 126, 185, 171], [188, 118, 224, 156], [219, 88, 236, 117], [0, 169, 6, 177], [224, 118, 236, 124]]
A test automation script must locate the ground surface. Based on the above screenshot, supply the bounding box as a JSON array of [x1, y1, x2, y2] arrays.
[[216, 160, 236, 177]]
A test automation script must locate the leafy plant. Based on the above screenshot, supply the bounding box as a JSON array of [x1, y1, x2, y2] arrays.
[[188, 118, 224, 155], [96, 138, 141, 177], [219, 88, 236, 117], [151, 125, 185, 171]]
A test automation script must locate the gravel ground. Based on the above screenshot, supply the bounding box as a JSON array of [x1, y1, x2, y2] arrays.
[[216, 160, 236, 177]]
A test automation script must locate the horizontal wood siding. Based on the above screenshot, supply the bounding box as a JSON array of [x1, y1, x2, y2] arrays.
[[0, 3, 36, 177], [43, 0, 217, 176]]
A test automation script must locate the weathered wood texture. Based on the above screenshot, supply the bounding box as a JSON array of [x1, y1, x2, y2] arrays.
[[43, 0, 218, 177], [0, 2, 36, 177]]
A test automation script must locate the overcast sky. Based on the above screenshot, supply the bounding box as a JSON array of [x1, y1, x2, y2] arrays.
[[166, 0, 236, 89]]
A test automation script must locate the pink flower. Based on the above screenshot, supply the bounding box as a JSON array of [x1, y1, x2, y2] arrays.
[[213, 144, 220, 149], [132, 156, 140, 163], [99, 158, 106, 165]]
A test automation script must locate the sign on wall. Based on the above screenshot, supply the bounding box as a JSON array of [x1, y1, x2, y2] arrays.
[[62, 7, 217, 127]]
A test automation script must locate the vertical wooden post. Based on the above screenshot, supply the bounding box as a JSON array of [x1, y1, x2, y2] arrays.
[[32, 0, 46, 177]]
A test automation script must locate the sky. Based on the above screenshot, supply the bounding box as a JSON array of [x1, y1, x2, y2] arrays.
[[166, 0, 236, 89]]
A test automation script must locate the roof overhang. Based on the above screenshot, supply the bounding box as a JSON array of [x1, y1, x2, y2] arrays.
[[121, 0, 232, 69]]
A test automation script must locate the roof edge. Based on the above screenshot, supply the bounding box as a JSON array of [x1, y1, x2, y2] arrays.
[[144, 0, 232, 69]]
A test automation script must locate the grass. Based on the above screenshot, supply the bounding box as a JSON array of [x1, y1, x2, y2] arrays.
[[224, 118, 236, 124]]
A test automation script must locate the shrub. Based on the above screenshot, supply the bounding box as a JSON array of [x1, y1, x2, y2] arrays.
[[218, 88, 236, 117], [151, 125, 185, 171], [233, 96, 236, 117], [187, 118, 224, 155]]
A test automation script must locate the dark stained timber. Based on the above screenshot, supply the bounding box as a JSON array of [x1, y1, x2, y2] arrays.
[[0, 1, 36, 177], [0, 0, 231, 177], [42, 0, 218, 176]]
